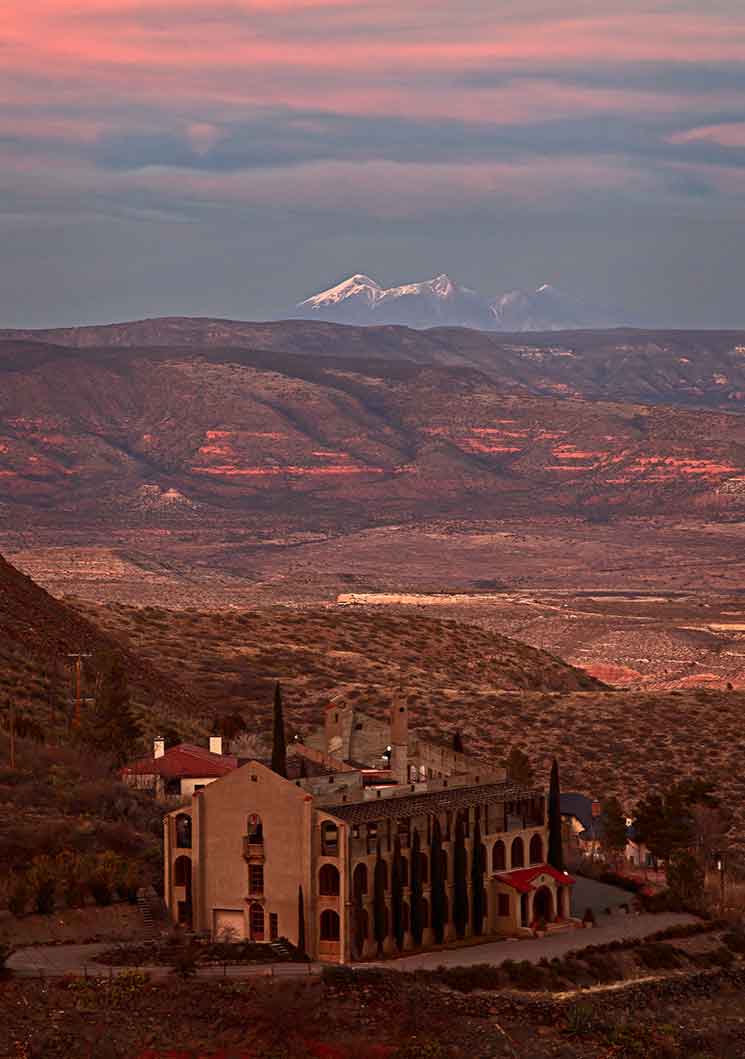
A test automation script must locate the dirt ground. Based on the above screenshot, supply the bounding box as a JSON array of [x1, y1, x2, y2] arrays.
[[0, 903, 147, 947]]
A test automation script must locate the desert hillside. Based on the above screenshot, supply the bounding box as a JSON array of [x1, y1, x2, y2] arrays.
[[2, 338, 745, 529], [4, 320, 745, 413]]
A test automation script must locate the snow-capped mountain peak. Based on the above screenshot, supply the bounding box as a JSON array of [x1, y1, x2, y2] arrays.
[[297, 274, 383, 311], [294, 273, 625, 331]]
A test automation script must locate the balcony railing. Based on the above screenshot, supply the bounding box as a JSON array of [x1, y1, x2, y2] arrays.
[[242, 836, 265, 861]]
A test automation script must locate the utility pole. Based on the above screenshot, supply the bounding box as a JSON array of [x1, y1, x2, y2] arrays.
[[8, 698, 15, 769], [67, 653, 92, 729], [716, 851, 726, 916]]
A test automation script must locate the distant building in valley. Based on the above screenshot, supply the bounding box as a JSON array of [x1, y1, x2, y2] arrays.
[[163, 701, 575, 962]]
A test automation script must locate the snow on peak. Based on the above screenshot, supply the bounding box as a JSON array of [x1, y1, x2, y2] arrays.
[[297, 273, 383, 310]]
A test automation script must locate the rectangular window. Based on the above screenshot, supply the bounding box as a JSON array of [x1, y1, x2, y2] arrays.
[[249, 864, 264, 895], [269, 913, 278, 941], [498, 894, 510, 917]]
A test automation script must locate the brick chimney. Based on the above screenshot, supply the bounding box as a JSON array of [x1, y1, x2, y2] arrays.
[[153, 737, 165, 759], [591, 800, 602, 818], [389, 699, 409, 785], [209, 735, 223, 756]]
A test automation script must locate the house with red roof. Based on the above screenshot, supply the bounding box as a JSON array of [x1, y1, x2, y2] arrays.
[[121, 736, 238, 800]]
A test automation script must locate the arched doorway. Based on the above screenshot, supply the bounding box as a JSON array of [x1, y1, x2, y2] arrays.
[[533, 886, 553, 924]]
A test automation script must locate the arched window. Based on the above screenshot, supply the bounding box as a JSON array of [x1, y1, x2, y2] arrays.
[[250, 903, 264, 941], [421, 898, 430, 928], [320, 909, 340, 941], [353, 862, 368, 896], [319, 863, 340, 896], [175, 814, 192, 849], [529, 834, 543, 864], [173, 855, 191, 887], [511, 836, 525, 869], [400, 856, 409, 887], [492, 840, 506, 872], [409, 765, 418, 782], [440, 851, 448, 881], [418, 852, 429, 884], [247, 815, 263, 845], [402, 901, 410, 932], [321, 821, 339, 856], [379, 859, 389, 891]]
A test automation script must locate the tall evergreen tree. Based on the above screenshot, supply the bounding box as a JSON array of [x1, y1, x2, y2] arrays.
[[410, 827, 424, 947], [471, 817, 485, 937], [297, 885, 306, 956], [430, 818, 446, 944], [452, 729, 464, 755], [373, 840, 387, 956], [548, 757, 564, 871], [271, 681, 287, 778], [453, 812, 468, 939], [391, 834, 404, 951]]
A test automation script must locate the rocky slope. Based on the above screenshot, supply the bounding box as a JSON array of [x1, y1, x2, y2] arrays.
[[1, 337, 745, 528]]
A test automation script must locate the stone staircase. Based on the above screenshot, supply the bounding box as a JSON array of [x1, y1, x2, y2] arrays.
[[137, 886, 168, 939], [269, 939, 292, 961]]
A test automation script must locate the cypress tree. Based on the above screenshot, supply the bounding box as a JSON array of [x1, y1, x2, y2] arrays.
[[471, 817, 485, 936], [410, 827, 424, 947], [453, 812, 468, 939], [271, 681, 287, 778], [391, 834, 404, 951], [548, 757, 564, 871], [373, 840, 387, 956], [452, 729, 464, 755], [297, 885, 306, 957], [352, 885, 365, 961], [430, 818, 445, 944], [83, 652, 140, 766]]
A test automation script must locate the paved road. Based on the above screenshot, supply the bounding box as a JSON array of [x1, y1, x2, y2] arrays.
[[7, 944, 323, 979], [8, 912, 697, 977], [383, 912, 698, 971]]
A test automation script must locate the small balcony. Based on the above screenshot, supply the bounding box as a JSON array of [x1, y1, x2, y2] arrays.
[[242, 836, 265, 861]]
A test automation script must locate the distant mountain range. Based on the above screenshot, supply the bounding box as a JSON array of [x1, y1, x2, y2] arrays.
[[295, 273, 625, 330]]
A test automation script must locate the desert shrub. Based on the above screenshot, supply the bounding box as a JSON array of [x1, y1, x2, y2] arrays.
[[7, 873, 29, 917], [170, 943, 199, 978], [27, 855, 56, 915], [503, 959, 548, 990], [636, 942, 682, 970], [723, 926, 745, 954], [435, 963, 504, 992], [583, 952, 623, 983]]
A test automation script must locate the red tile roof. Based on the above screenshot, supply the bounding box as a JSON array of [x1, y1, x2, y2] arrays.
[[494, 864, 575, 894], [121, 744, 238, 780]]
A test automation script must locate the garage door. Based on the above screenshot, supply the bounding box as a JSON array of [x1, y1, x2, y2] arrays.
[[212, 908, 246, 941]]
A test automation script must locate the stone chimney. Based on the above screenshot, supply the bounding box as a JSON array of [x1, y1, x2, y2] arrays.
[[153, 737, 165, 759], [389, 699, 409, 785], [209, 735, 223, 756]]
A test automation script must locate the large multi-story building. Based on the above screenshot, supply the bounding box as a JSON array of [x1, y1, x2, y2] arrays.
[[164, 700, 574, 962]]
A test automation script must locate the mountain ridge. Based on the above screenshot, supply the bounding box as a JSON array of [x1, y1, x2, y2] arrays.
[[295, 273, 625, 330]]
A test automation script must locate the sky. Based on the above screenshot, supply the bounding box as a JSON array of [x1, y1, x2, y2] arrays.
[[2, 1, 745, 328]]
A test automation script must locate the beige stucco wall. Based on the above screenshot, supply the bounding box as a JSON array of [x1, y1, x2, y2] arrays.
[[190, 761, 314, 948]]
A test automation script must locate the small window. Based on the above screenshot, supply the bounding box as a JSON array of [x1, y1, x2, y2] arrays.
[[249, 864, 264, 895], [498, 893, 510, 917], [247, 815, 263, 844], [355, 722, 363, 730], [321, 821, 339, 856], [175, 814, 192, 849], [269, 913, 278, 941], [194, 784, 205, 792]]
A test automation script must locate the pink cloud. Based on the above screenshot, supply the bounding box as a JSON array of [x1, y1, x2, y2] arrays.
[[669, 123, 745, 148]]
